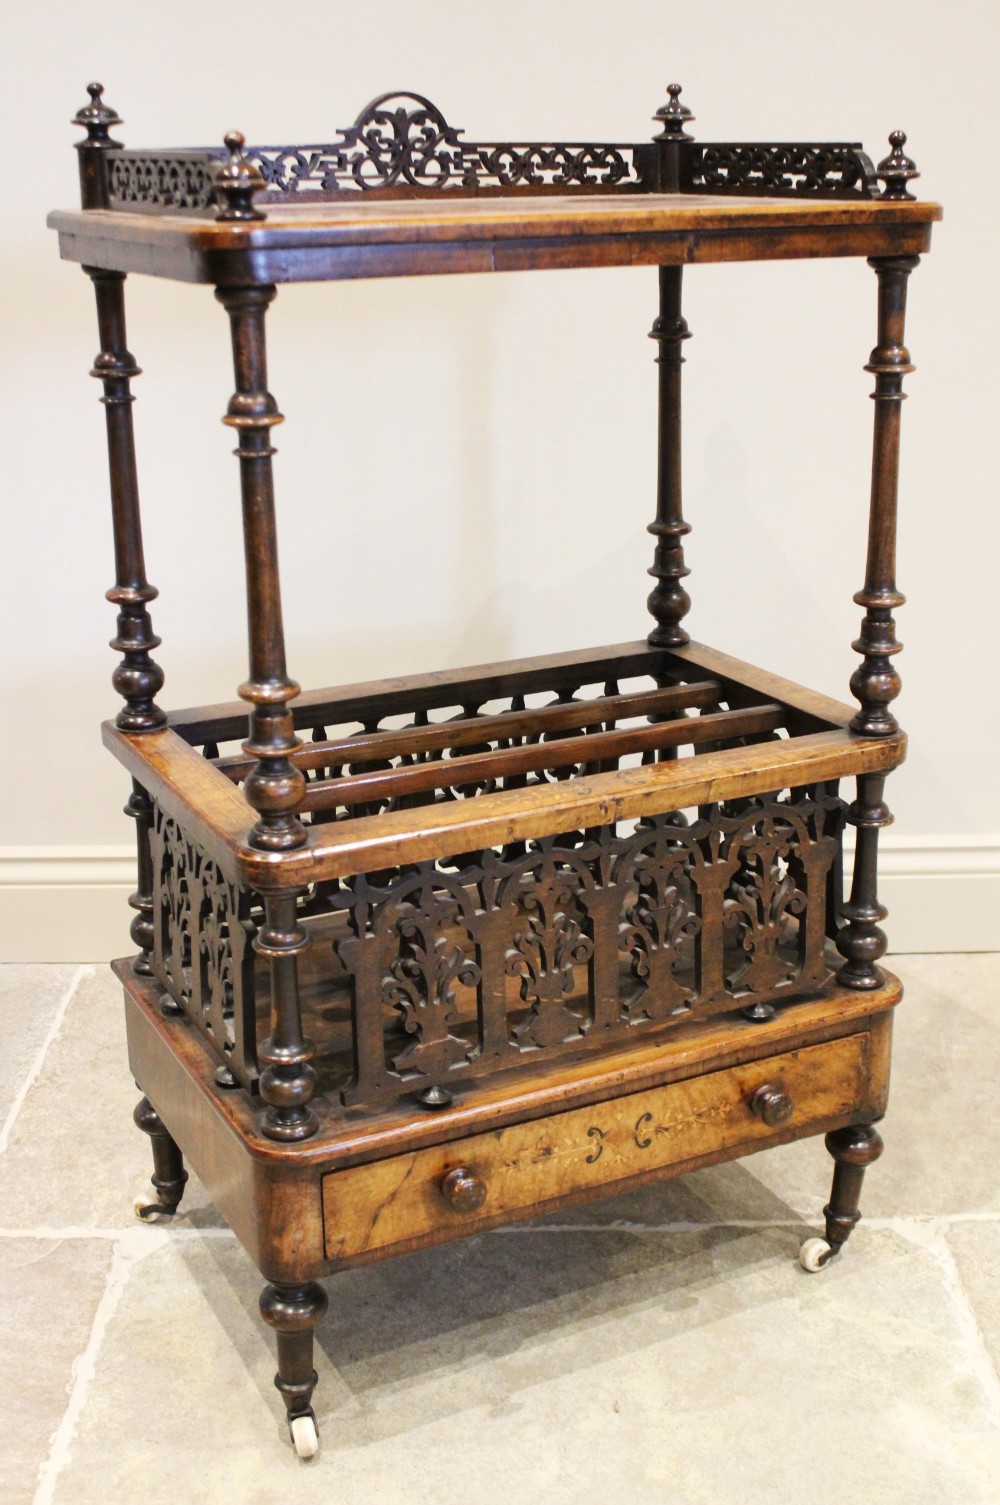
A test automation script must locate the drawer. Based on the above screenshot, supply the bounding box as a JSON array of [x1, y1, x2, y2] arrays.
[[322, 1032, 869, 1263]]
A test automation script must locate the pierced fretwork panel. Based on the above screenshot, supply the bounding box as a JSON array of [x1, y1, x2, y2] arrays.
[[149, 806, 259, 1088], [332, 788, 845, 1109], [686, 142, 879, 198], [107, 92, 644, 211]]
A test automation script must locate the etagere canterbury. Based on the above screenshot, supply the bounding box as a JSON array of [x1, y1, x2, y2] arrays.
[[50, 82, 940, 1459]]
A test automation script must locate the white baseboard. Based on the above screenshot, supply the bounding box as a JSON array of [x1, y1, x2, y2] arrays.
[[1, 838, 998, 963]]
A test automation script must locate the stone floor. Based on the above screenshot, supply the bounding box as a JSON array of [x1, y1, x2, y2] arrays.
[[2, 956, 999, 1504]]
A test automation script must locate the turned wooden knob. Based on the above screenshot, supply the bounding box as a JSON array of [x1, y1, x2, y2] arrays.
[[749, 1082, 794, 1127], [440, 1166, 487, 1215]]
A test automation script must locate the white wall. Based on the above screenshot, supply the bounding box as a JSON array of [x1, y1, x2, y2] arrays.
[[2, 0, 997, 959]]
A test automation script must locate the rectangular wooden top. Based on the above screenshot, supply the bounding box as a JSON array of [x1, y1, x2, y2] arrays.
[[48, 192, 940, 285]]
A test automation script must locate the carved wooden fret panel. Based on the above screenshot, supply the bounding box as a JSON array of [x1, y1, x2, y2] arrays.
[[685, 142, 879, 198], [332, 788, 846, 1109], [107, 92, 644, 211], [148, 805, 259, 1087]]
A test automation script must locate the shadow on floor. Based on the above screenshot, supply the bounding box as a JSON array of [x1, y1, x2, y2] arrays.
[[184, 1160, 816, 1440]]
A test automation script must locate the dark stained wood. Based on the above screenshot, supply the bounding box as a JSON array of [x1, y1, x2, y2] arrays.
[[822, 1122, 885, 1254], [133, 1094, 188, 1214], [48, 194, 940, 286], [297, 701, 785, 813], [214, 678, 724, 780], [167, 637, 846, 747], [258, 1280, 327, 1436], [256, 890, 318, 1142], [837, 772, 893, 990], [647, 265, 692, 646], [216, 279, 307, 853], [73, 82, 121, 211], [850, 255, 917, 737], [85, 267, 166, 734], [59, 89, 938, 1451], [123, 779, 155, 975]]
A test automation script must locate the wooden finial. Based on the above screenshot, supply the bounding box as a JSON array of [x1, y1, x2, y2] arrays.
[[73, 81, 122, 144], [877, 130, 919, 201], [214, 130, 266, 221], [653, 83, 694, 141]]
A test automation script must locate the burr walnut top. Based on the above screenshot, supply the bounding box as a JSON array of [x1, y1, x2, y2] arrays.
[[48, 191, 941, 285]]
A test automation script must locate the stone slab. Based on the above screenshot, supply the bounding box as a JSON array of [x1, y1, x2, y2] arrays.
[[0, 1236, 113, 1505], [46, 1223, 1000, 1505], [0, 967, 221, 1230], [0, 965, 79, 1129], [945, 1220, 1000, 1376]]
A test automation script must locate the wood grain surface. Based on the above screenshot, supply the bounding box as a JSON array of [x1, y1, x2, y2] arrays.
[[322, 1033, 869, 1261], [49, 193, 940, 284]]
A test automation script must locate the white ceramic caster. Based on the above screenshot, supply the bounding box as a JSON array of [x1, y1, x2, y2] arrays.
[[290, 1413, 319, 1459], [799, 1236, 834, 1273], [134, 1196, 173, 1222]]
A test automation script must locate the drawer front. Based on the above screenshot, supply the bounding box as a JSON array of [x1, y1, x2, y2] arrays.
[[322, 1033, 869, 1263]]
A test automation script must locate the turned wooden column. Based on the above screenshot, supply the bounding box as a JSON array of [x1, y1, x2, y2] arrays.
[[645, 87, 695, 650], [255, 891, 317, 1141], [214, 135, 306, 855], [839, 250, 918, 990], [75, 85, 166, 975], [837, 772, 893, 989], [75, 87, 165, 735], [849, 254, 918, 737], [86, 266, 166, 736], [646, 265, 692, 648], [216, 279, 306, 853], [124, 780, 155, 975]]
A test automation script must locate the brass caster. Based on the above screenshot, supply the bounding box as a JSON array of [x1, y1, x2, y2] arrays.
[[134, 1196, 177, 1223]]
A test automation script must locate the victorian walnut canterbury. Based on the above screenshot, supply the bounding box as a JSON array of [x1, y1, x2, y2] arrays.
[[50, 83, 940, 1458]]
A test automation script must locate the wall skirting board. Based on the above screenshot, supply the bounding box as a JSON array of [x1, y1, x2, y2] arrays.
[[1, 838, 998, 963]]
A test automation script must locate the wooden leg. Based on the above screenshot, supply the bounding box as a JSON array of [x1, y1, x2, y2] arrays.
[[133, 1095, 188, 1218], [259, 1281, 328, 1458], [799, 1123, 884, 1271], [824, 1123, 884, 1253]]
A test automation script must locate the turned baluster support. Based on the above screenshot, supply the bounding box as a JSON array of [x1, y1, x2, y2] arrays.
[[75, 88, 165, 736], [646, 264, 692, 647], [837, 773, 892, 989], [216, 273, 306, 851], [256, 891, 317, 1141], [839, 247, 919, 987], [124, 780, 155, 975], [850, 253, 918, 737]]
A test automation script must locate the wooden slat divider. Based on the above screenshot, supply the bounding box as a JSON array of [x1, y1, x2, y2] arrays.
[[169, 640, 672, 745], [299, 702, 784, 814], [214, 678, 722, 781]]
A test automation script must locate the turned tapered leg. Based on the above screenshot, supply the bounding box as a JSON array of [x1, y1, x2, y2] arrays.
[[260, 1281, 328, 1456], [823, 1124, 884, 1253], [799, 1123, 884, 1271], [133, 1096, 188, 1218]]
